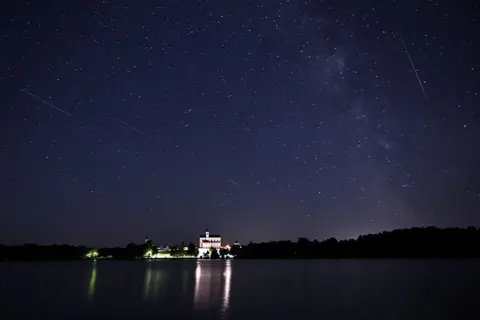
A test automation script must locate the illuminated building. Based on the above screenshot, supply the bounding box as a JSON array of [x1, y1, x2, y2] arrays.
[[198, 229, 221, 258], [157, 245, 169, 252]]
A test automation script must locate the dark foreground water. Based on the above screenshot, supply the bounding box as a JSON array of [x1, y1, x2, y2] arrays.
[[1, 260, 479, 319]]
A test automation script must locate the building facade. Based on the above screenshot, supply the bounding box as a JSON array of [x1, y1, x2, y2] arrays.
[[198, 230, 222, 258], [199, 230, 222, 248]]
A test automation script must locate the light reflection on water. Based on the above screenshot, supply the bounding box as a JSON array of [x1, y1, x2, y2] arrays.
[[182, 268, 189, 295], [87, 262, 96, 300], [194, 261, 212, 308], [1, 260, 478, 319], [194, 260, 232, 317], [144, 262, 165, 301], [221, 260, 232, 318]]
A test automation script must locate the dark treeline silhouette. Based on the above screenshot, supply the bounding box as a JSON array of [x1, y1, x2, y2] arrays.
[[235, 227, 480, 258], [2, 227, 480, 261], [0, 243, 151, 261], [0, 244, 88, 261]]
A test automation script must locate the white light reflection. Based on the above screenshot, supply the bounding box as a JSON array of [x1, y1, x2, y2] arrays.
[[194, 261, 212, 308], [144, 264, 152, 299], [144, 262, 164, 301], [221, 260, 232, 318], [194, 260, 232, 315]]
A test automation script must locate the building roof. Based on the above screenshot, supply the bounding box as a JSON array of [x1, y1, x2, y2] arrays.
[[199, 234, 221, 238]]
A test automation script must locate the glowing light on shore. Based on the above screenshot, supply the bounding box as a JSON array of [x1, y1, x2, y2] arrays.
[[85, 249, 98, 259]]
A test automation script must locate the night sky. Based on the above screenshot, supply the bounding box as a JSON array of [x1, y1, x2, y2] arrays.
[[1, 1, 479, 246]]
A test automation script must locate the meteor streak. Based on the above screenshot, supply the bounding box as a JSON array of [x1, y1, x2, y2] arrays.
[[399, 36, 429, 101], [116, 118, 145, 136], [21, 88, 73, 116], [228, 180, 242, 187]]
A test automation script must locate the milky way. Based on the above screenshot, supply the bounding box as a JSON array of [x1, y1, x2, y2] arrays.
[[0, 1, 478, 246]]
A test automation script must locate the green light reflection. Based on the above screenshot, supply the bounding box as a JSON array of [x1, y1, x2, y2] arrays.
[[88, 262, 97, 300]]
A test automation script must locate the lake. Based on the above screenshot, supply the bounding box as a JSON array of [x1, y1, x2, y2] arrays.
[[0, 260, 479, 319]]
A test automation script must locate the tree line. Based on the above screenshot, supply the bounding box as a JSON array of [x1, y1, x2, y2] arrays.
[[2, 227, 480, 261], [233, 226, 480, 258]]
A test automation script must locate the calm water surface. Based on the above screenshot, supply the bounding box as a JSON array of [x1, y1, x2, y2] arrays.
[[1, 260, 479, 319]]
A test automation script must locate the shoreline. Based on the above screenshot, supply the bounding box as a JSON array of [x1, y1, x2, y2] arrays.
[[3, 256, 480, 262]]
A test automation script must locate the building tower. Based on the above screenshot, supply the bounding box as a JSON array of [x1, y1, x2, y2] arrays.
[[205, 229, 209, 238]]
